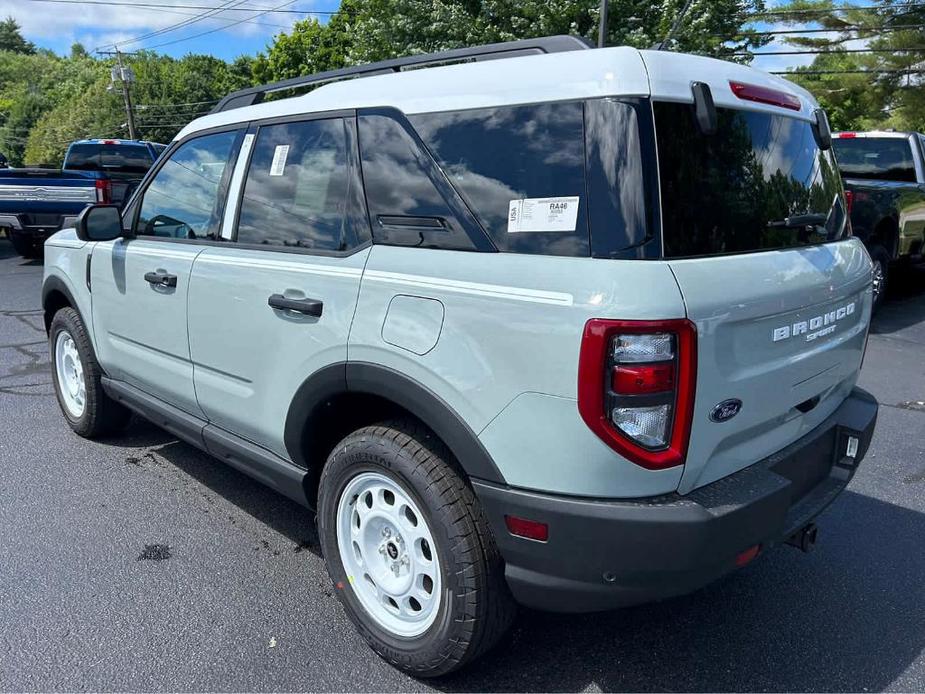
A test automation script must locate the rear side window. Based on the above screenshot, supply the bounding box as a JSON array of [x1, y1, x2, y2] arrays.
[[832, 136, 917, 183], [136, 130, 239, 240], [358, 112, 482, 251], [237, 118, 351, 251], [66, 144, 153, 174], [410, 102, 589, 257], [655, 102, 845, 258]]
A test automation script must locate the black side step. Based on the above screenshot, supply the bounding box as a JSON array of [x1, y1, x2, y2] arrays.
[[101, 377, 310, 508]]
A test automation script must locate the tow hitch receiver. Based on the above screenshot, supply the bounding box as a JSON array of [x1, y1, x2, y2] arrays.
[[786, 523, 818, 553]]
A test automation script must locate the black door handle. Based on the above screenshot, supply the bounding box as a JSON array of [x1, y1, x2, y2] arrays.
[[268, 293, 323, 317], [144, 271, 177, 287]]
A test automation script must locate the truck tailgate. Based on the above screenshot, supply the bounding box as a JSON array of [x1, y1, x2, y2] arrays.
[[670, 239, 872, 493]]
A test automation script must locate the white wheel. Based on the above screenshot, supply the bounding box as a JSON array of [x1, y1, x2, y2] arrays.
[[54, 330, 86, 418], [335, 471, 442, 638]]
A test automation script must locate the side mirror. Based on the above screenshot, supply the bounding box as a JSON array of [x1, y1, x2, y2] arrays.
[[75, 204, 124, 242], [812, 108, 832, 151]]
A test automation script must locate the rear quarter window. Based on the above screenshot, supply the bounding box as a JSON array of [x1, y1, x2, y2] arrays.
[[409, 102, 590, 257]]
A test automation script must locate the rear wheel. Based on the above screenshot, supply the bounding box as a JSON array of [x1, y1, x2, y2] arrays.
[[869, 244, 890, 312], [49, 307, 131, 437], [317, 420, 515, 677], [9, 232, 42, 259]]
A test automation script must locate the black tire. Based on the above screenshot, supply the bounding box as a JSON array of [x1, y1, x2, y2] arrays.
[[317, 419, 516, 677], [869, 244, 890, 312], [9, 232, 42, 259], [49, 307, 131, 438]]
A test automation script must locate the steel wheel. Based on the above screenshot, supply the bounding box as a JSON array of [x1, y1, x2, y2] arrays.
[[335, 471, 442, 638], [54, 330, 86, 418]]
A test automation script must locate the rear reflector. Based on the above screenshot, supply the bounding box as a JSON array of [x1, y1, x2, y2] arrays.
[[729, 81, 801, 111], [612, 363, 675, 395], [735, 544, 761, 567], [504, 515, 549, 542]]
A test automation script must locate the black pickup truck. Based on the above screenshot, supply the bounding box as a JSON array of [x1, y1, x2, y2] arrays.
[[0, 139, 164, 258], [832, 130, 925, 308]]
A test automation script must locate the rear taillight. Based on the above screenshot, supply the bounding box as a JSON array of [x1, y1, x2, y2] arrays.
[[578, 319, 697, 470], [844, 190, 854, 215], [95, 178, 111, 203]]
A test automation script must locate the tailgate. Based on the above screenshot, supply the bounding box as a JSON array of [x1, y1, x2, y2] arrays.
[[670, 239, 872, 493]]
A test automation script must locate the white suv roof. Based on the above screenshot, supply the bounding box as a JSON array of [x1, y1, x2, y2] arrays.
[[178, 42, 819, 141]]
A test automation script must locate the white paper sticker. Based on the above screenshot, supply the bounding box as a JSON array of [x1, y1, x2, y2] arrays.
[[269, 144, 290, 176], [507, 196, 580, 233]]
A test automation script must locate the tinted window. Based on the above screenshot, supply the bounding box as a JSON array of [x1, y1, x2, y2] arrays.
[[584, 98, 652, 257], [136, 130, 239, 240], [359, 113, 481, 251], [66, 144, 153, 174], [655, 102, 845, 258], [832, 136, 916, 183], [237, 119, 351, 250], [410, 102, 589, 257]]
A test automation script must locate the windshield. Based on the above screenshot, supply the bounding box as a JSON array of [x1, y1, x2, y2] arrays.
[[65, 144, 153, 174], [654, 102, 846, 258], [831, 136, 916, 183]]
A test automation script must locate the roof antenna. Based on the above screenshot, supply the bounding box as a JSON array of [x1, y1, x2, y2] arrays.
[[653, 0, 695, 50]]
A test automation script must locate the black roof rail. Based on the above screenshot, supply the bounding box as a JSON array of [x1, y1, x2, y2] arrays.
[[211, 35, 593, 114]]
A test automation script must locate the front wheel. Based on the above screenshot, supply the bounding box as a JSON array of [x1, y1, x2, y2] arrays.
[[317, 420, 515, 677], [49, 307, 131, 437]]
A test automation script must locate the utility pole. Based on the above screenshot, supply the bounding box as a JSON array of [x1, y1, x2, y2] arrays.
[[598, 0, 609, 48], [102, 49, 138, 139], [115, 50, 137, 140]]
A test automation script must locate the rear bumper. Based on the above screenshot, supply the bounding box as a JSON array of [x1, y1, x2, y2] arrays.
[[0, 214, 77, 241], [474, 386, 878, 613]]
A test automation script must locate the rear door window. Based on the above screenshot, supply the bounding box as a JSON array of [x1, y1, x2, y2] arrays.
[[409, 102, 589, 257], [654, 102, 845, 258], [832, 136, 917, 183], [236, 118, 358, 251]]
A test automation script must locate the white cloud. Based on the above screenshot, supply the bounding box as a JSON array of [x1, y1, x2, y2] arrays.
[[0, 0, 315, 52]]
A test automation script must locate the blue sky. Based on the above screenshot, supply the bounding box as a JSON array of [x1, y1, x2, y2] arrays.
[[1, 0, 815, 72]]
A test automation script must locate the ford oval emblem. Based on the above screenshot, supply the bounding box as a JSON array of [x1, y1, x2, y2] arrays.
[[710, 399, 742, 423]]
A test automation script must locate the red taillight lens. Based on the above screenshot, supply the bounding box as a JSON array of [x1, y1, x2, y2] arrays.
[[504, 515, 549, 542], [729, 80, 801, 111], [612, 363, 675, 395], [844, 190, 854, 215], [837, 132, 857, 138], [95, 178, 112, 204], [578, 318, 697, 470]]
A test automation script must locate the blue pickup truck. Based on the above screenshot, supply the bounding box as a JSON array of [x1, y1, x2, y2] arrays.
[[0, 139, 165, 258]]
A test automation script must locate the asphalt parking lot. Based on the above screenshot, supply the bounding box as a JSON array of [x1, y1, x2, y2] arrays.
[[1, 237, 923, 692]]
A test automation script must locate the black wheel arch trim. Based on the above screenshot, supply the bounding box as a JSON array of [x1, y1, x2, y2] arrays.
[[42, 275, 81, 332], [283, 361, 506, 485]]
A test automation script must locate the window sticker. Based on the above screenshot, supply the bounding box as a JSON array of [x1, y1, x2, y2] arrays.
[[507, 196, 580, 233], [269, 144, 290, 176]]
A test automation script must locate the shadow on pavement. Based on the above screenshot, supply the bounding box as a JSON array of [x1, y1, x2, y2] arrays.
[[872, 265, 925, 336], [104, 415, 925, 692], [110, 417, 321, 554]]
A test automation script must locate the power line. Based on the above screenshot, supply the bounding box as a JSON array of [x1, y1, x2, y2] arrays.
[[752, 4, 925, 18], [719, 23, 925, 37], [742, 46, 925, 55], [140, 0, 298, 50], [771, 67, 925, 75], [99, 0, 251, 51]]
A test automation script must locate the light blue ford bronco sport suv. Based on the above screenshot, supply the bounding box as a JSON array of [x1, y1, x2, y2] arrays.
[[42, 37, 879, 676]]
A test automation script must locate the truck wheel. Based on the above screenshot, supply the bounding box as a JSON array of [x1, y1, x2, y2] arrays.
[[870, 245, 890, 312], [9, 232, 42, 259], [49, 307, 131, 437], [317, 420, 515, 677]]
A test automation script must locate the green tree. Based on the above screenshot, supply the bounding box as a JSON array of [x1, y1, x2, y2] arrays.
[[772, 0, 925, 131], [0, 17, 36, 55]]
